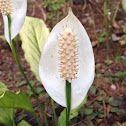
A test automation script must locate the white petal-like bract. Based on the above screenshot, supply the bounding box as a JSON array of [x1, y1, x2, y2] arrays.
[[2, 0, 27, 44], [39, 9, 95, 110]]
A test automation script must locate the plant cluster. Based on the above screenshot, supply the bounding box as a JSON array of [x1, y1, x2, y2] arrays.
[[0, 0, 126, 126]]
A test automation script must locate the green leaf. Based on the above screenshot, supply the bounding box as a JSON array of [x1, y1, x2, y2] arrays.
[[0, 82, 7, 95], [0, 108, 15, 126], [0, 83, 34, 126], [114, 122, 126, 126], [58, 96, 87, 126], [98, 113, 104, 118], [111, 107, 119, 112], [17, 114, 27, 122], [20, 16, 49, 82], [116, 72, 126, 77], [36, 87, 43, 94], [111, 107, 126, 116], [0, 90, 35, 115], [70, 95, 87, 118], [108, 77, 119, 82], [0, 35, 6, 41], [85, 109, 93, 115], [87, 113, 97, 120], [58, 109, 66, 126], [89, 86, 96, 95], [98, 32, 107, 43], [79, 124, 85, 126], [122, 0, 126, 12], [105, 59, 112, 66], [119, 57, 126, 65], [116, 109, 126, 116], [0, 82, 15, 126], [109, 99, 120, 107], [18, 120, 31, 126], [113, 122, 122, 126]]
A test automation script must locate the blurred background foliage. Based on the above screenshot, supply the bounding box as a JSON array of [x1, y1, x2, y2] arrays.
[[0, 0, 126, 126]]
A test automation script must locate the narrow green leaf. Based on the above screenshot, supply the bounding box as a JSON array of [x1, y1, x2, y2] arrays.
[[20, 16, 49, 81]]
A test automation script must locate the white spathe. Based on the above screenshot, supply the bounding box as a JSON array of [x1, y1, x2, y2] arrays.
[[39, 9, 95, 110], [2, 0, 27, 44]]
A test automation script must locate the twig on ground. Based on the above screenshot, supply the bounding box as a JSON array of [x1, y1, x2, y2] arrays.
[[71, 121, 82, 126]]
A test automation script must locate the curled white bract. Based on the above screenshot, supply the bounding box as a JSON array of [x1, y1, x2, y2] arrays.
[[2, 0, 27, 44], [39, 9, 95, 110]]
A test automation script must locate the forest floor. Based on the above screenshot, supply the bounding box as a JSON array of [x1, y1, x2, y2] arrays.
[[0, 0, 126, 126]]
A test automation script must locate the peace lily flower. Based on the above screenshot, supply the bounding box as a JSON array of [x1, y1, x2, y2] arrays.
[[39, 9, 95, 110], [0, 0, 27, 44]]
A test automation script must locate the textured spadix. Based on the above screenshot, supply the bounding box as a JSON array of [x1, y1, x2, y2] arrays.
[[2, 0, 27, 44], [39, 9, 95, 110], [0, 0, 13, 16], [58, 27, 78, 83]]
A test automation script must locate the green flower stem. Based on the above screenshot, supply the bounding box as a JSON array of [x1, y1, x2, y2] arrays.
[[7, 15, 48, 126], [11, 39, 42, 126], [51, 98, 58, 126], [66, 80, 71, 126]]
